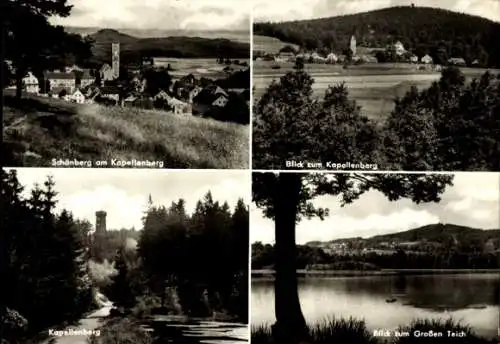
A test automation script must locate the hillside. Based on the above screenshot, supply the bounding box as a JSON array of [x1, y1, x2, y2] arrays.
[[88, 29, 250, 64], [254, 6, 500, 67], [253, 34, 299, 54], [306, 223, 500, 247], [2, 93, 249, 169]]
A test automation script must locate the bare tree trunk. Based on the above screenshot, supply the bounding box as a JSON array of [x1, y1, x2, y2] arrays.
[[272, 173, 310, 344]]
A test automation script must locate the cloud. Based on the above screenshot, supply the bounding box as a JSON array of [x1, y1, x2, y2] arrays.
[[252, 173, 499, 244], [8, 168, 249, 231], [253, 0, 500, 23], [49, 0, 249, 30]]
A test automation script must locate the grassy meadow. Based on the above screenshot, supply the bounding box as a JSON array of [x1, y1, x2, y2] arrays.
[[154, 57, 250, 78], [253, 60, 499, 122], [3, 93, 249, 168], [253, 35, 299, 54]]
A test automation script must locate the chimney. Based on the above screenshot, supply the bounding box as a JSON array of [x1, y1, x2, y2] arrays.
[[95, 210, 107, 233]]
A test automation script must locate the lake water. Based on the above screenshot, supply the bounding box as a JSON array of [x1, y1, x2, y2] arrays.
[[252, 273, 499, 339]]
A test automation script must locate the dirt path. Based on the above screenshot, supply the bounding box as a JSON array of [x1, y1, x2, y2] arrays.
[[42, 297, 112, 344]]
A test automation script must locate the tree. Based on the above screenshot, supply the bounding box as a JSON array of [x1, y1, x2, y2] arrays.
[[107, 249, 136, 310], [143, 68, 172, 96], [253, 69, 381, 169], [252, 172, 454, 343], [3, 0, 92, 99]]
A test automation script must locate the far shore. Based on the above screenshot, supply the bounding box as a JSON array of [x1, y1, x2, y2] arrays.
[[251, 269, 500, 278]]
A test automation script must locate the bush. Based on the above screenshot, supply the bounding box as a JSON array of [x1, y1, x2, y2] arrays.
[[251, 317, 376, 344], [87, 318, 152, 344], [131, 295, 163, 319]]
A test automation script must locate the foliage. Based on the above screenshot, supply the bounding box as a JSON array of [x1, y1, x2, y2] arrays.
[[253, 67, 381, 169], [87, 317, 153, 344], [254, 6, 500, 68], [384, 67, 500, 170], [251, 317, 376, 344], [1, 169, 94, 336], [137, 194, 249, 322], [143, 68, 172, 96], [3, 0, 92, 98]]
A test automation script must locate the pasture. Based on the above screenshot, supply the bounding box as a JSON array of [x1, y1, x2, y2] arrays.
[[3, 93, 249, 168], [154, 57, 249, 78], [253, 60, 499, 122], [253, 35, 299, 54]]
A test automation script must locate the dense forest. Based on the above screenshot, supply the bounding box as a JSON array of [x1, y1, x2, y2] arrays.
[[252, 223, 500, 270], [1, 169, 249, 344], [1, 169, 96, 343], [254, 6, 500, 67]]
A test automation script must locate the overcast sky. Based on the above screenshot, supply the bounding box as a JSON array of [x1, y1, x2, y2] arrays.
[[251, 173, 500, 244], [49, 0, 250, 31], [9, 168, 250, 231], [253, 0, 500, 23]]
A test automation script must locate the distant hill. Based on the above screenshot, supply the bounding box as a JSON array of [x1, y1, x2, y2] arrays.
[[65, 27, 250, 43], [254, 6, 500, 67], [253, 34, 299, 54], [306, 223, 500, 247], [85, 29, 250, 64]]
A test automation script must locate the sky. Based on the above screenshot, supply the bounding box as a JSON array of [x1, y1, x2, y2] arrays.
[[253, 0, 500, 23], [8, 168, 250, 231], [251, 172, 500, 244], [49, 0, 250, 31]]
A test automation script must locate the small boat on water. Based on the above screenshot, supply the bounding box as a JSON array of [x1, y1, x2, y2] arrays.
[[386, 298, 397, 303]]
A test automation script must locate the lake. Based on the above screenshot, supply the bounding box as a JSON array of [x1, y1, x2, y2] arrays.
[[252, 273, 499, 339]]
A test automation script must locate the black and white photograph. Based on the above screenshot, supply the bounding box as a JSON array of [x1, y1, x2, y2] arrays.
[[1, 168, 250, 344], [251, 171, 500, 344], [2, 0, 250, 169], [252, 0, 500, 171]]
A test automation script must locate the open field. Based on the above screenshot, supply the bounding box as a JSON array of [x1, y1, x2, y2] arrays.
[[3, 92, 249, 168], [154, 57, 249, 78], [253, 61, 499, 121], [253, 35, 299, 54]]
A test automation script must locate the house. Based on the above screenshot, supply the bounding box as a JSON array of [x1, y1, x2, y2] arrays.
[[471, 59, 480, 65], [79, 70, 94, 88], [325, 53, 338, 64], [124, 95, 138, 107], [188, 86, 203, 103], [212, 95, 228, 107], [180, 74, 196, 87], [276, 51, 295, 62], [448, 57, 466, 66], [213, 86, 228, 98], [409, 55, 419, 63], [99, 86, 120, 102], [23, 71, 39, 94], [421, 54, 433, 64], [99, 64, 114, 83], [393, 41, 406, 56], [71, 89, 85, 104], [46, 72, 76, 93], [168, 97, 191, 115], [154, 90, 170, 101]]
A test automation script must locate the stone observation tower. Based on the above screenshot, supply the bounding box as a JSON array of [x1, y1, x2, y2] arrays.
[[95, 210, 107, 234], [111, 43, 120, 79]]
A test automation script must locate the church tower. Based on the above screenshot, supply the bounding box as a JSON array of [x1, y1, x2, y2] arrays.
[[350, 35, 357, 56], [111, 43, 120, 79]]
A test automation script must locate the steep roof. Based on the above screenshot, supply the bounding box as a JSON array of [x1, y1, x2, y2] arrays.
[[46, 72, 75, 80]]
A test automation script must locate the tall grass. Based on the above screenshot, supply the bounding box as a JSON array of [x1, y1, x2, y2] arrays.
[[251, 318, 494, 344], [3, 94, 248, 168], [87, 317, 152, 344]]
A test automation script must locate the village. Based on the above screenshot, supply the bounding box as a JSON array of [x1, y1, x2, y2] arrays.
[[6, 42, 250, 122], [254, 35, 479, 71]]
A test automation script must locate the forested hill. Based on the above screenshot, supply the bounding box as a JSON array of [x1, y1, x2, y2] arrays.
[[88, 29, 250, 63], [306, 223, 500, 247], [254, 6, 500, 67]]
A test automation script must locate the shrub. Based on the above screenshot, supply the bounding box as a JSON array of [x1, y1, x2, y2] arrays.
[[87, 318, 152, 344]]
